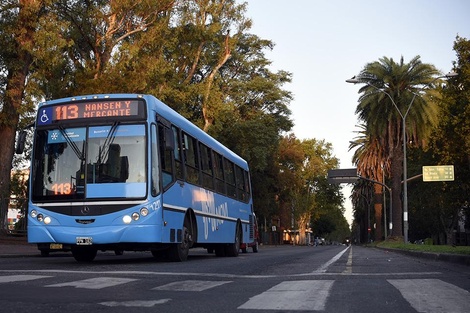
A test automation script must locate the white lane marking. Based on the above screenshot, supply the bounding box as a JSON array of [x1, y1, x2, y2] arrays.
[[99, 299, 171, 307], [45, 277, 138, 289], [0, 275, 52, 283], [342, 246, 353, 274], [312, 246, 350, 273], [238, 280, 334, 311], [153, 280, 231, 291], [388, 279, 470, 313]]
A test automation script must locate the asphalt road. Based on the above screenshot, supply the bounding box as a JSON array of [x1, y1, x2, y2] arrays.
[[1, 245, 469, 313]]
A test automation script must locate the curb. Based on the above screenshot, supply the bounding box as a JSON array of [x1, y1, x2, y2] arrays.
[[375, 247, 470, 266]]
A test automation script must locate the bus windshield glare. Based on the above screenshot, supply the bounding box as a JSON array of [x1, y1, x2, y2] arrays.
[[32, 124, 148, 201]]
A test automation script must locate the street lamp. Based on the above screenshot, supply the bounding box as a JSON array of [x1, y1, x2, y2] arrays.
[[346, 71, 457, 243]]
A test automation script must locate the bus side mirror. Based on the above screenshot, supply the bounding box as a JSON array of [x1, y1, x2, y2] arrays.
[[165, 128, 175, 151], [16, 130, 27, 154]]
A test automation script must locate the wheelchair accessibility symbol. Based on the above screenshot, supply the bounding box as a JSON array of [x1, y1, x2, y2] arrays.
[[38, 107, 52, 125], [40, 110, 49, 123]]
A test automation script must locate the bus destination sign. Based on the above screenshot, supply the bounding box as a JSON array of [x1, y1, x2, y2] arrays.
[[37, 99, 145, 126]]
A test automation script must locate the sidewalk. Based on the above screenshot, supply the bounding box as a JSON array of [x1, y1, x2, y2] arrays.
[[0, 233, 39, 257]]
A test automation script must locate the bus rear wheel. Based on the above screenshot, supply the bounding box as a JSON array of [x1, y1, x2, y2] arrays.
[[225, 223, 242, 257], [72, 246, 97, 262]]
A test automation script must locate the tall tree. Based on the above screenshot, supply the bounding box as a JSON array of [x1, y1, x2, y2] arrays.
[[349, 123, 390, 240], [425, 36, 470, 244], [276, 135, 339, 244], [0, 0, 46, 231], [352, 56, 440, 238]]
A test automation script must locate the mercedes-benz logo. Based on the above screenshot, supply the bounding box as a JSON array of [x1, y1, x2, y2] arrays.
[[81, 206, 90, 215]]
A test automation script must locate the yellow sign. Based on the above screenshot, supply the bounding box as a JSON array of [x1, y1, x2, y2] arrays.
[[422, 165, 454, 182]]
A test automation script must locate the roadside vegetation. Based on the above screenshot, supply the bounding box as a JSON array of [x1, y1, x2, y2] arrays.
[[376, 239, 470, 256]]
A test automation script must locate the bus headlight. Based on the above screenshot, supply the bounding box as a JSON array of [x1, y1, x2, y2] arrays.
[[37, 214, 44, 222], [30, 210, 38, 218], [44, 216, 52, 224], [131, 212, 140, 221], [122, 215, 132, 224], [140, 207, 149, 217]]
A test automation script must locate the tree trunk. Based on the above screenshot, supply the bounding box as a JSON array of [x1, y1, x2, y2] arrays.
[[373, 183, 383, 241], [0, 0, 39, 231], [202, 31, 231, 132]]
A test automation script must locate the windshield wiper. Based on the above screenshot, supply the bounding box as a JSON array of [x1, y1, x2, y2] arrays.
[[58, 126, 85, 161], [98, 121, 120, 164]]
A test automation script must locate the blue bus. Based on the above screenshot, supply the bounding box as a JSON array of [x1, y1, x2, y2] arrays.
[[24, 94, 255, 262]]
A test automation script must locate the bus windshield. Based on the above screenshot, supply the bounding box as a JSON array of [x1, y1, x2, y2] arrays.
[[32, 124, 147, 201]]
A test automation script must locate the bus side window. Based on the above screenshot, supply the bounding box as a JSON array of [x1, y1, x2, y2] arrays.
[[213, 151, 225, 194], [224, 159, 236, 198], [182, 133, 199, 185], [151, 124, 160, 196], [199, 143, 214, 190], [158, 124, 174, 188], [235, 165, 246, 201], [172, 126, 183, 180], [244, 170, 251, 200]]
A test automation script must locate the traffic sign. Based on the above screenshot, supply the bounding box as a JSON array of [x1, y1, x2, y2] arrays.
[[327, 168, 358, 184], [422, 165, 454, 182]]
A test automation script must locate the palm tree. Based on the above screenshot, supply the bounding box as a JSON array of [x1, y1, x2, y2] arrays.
[[352, 56, 441, 238], [349, 124, 390, 241]]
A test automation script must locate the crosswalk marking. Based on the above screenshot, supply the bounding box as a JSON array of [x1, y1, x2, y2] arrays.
[[0, 275, 52, 283], [45, 277, 138, 289], [388, 279, 470, 313], [99, 299, 171, 307], [153, 280, 232, 291], [238, 280, 334, 311], [2, 274, 470, 312]]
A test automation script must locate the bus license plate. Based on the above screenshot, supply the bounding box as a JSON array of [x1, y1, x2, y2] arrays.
[[76, 237, 93, 245]]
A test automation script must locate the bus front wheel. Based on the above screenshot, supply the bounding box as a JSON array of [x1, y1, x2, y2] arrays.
[[168, 225, 191, 262]]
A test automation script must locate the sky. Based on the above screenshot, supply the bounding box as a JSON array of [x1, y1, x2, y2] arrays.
[[240, 0, 470, 225]]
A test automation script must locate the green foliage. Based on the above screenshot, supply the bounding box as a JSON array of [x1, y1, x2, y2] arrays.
[[377, 240, 470, 256], [424, 238, 433, 245], [411, 36, 470, 243], [351, 55, 442, 238], [275, 135, 345, 241]]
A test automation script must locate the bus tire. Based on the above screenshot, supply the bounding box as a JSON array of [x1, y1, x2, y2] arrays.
[[168, 225, 191, 262], [225, 223, 241, 257], [252, 241, 259, 253], [72, 247, 97, 262]]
